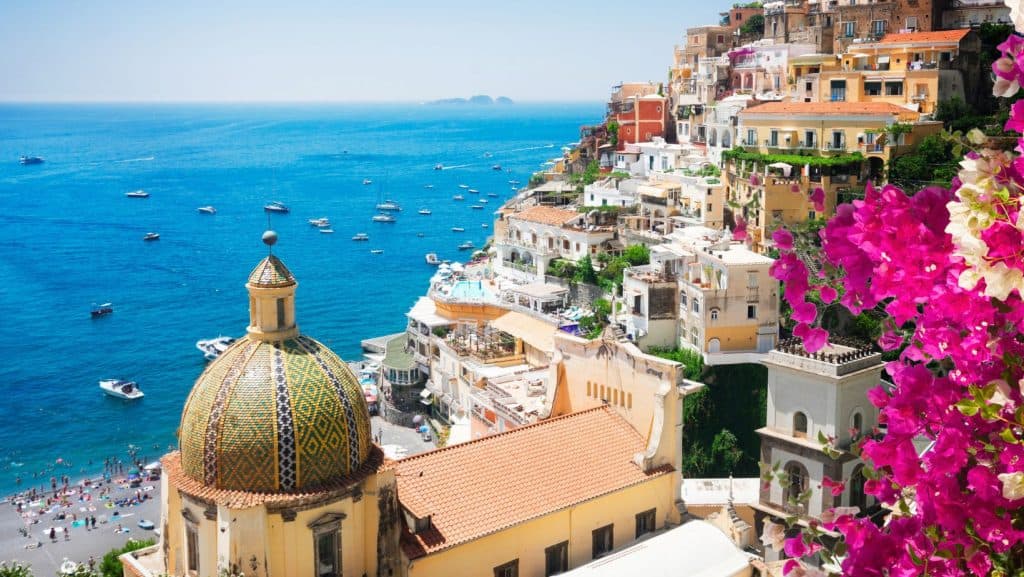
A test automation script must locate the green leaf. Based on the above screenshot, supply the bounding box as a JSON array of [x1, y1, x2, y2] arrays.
[[1000, 427, 1019, 444], [956, 399, 980, 417]]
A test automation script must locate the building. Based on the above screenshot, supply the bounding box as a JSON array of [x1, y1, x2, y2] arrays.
[[832, 0, 944, 55], [753, 339, 882, 562], [612, 93, 670, 151], [495, 205, 617, 280], [123, 232, 710, 577], [942, 0, 1012, 28], [729, 41, 817, 100], [721, 4, 764, 35]]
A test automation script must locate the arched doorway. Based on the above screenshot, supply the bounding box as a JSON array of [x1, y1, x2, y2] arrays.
[[868, 157, 885, 183], [708, 338, 721, 353]]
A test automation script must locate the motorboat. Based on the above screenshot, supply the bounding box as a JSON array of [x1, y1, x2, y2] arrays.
[[508, 180, 521, 185], [352, 232, 370, 241], [90, 303, 113, 318], [425, 252, 441, 265], [20, 156, 44, 165], [487, 192, 498, 197], [125, 190, 149, 198], [308, 217, 331, 227], [196, 336, 236, 361], [458, 184, 469, 189], [492, 164, 502, 171], [264, 201, 290, 213], [363, 179, 373, 185], [479, 199, 488, 204], [453, 195, 464, 201], [99, 379, 144, 400], [484, 152, 493, 158], [481, 223, 489, 228], [376, 200, 402, 212], [451, 227, 465, 232], [470, 205, 484, 210], [458, 241, 475, 251], [468, 189, 479, 194], [417, 232, 425, 238], [370, 249, 384, 254], [418, 208, 432, 215], [319, 228, 335, 234], [197, 206, 216, 214], [424, 184, 434, 189], [434, 164, 444, 170], [143, 232, 160, 241], [372, 213, 397, 223]]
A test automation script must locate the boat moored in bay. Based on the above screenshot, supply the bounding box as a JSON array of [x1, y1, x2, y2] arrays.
[[99, 379, 144, 400]]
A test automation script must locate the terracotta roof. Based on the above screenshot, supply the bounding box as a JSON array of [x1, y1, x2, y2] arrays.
[[741, 101, 913, 116], [163, 447, 383, 509], [510, 206, 581, 227], [396, 406, 674, 559], [879, 29, 971, 44]]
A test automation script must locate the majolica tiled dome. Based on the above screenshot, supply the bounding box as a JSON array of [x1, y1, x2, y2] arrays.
[[248, 255, 296, 288]]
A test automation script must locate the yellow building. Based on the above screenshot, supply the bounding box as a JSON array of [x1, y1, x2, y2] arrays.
[[122, 232, 720, 577]]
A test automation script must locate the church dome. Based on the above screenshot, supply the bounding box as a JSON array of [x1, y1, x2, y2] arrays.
[[178, 238, 373, 493]]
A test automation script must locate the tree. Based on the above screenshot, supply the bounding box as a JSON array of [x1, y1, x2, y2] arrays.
[[100, 539, 155, 577], [710, 428, 743, 473], [623, 244, 650, 266], [739, 14, 764, 37], [573, 255, 598, 285]]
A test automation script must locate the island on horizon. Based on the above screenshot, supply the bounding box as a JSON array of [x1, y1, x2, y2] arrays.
[[425, 95, 514, 105]]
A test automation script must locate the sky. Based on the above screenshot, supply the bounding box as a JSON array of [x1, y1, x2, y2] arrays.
[[0, 0, 724, 102]]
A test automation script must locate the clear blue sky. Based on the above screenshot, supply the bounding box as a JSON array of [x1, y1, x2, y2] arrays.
[[0, 0, 724, 102]]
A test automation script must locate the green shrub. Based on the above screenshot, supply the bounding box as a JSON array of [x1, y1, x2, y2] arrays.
[[101, 539, 155, 577]]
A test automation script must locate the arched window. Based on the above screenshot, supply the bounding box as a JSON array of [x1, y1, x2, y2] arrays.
[[784, 461, 808, 509], [794, 411, 808, 438], [722, 130, 731, 148], [851, 411, 863, 438], [849, 464, 867, 510], [710, 308, 720, 321]]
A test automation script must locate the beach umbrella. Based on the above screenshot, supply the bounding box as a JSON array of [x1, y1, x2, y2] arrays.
[[412, 415, 423, 425]]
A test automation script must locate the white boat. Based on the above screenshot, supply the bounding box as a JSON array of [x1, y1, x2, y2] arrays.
[[482, 223, 489, 228], [470, 205, 484, 210], [125, 190, 149, 198], [372, 213, 397, 223], [458, 184, 469, 189], [308, 217, 331, 227], [319, 228, 335, 234], [352, 233, 369, 241], [453, 195, 464, 201], [196, 336, 236, 361], [143, 232, 160, 241], [468, 189, 479, 194], [265, 201, 290, 213], [99, 379, 144, 400], [508, 180, 521, 185], [451, 227, 465, 232], [375, 200, 402, 211], [434, 164, 444, 170], [418, 208, 432, 215], [363, 179, 373, 185], [424, 184, 435, 189], [197, 206, 216, 214], [487, 192, 498, 197], [458, 241, 475, 251], [370, 249, 384, 254], [479, 199, 488, 204], [425, 252, 441, 265]]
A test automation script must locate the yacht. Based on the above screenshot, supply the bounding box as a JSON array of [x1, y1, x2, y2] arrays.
[[19, 156, 44, 165], [458, 184, 469, 189], [418, 208, 432, 215], [264, 201, 290, 213], [468, 189, 479, 194], [100, 379, 144, 400], [319, 228, 335, 234], [453, 194, 464, 201], [375, 200, 402, 212], [196, 336, 236, 361], [434, 164, 444, 170], [308, 217, 331, 228], [458, 241, 475, 251], [197, 206, 216, 214], [479, 199, 488, 204], [451, 227, 465, 232], [470, 205, 484, 210], [90, 303, 113, 318], [370, 249, 384, 254], [125, 190, 149, 198], [508, 180, 521, 185], [481, 223, 489, 228], [492, 164, 502, 171], [425, 252, 441, 265], [372, 213, 397, 223], [143, 232, 160, 241], [362, 179, 373, 185], [352, 232, 370, 241]]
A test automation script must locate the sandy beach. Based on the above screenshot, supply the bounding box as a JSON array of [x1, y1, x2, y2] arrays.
[[0, 472, 162, 573]]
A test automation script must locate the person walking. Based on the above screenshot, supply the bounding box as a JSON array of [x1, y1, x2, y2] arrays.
[[49, 527, 55, 542]]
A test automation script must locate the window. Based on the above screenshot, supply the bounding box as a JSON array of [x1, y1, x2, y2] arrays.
[[545, 542, 569, 576], [785, 462, 808, 506], [830, 80, 846, 102], [315, 530, 340, 577], [850, 465, 868, 509], [864, 81, 882, 96], [692, 299, 700, 313], [710, 308, 720, 321], [186, 523, 200, 573], [592, 525, 614, 559], [871, 19, 886, 36], [831, 131, 844, 150], [905, 16, 918, 29], [769, 129, 779, 147], [747, 272, 759, 289], [804, 130, 815, 148], [717, 34, 725, 43], [276, 298, 286, 328], [885, 81, 903, 96], [747, 304, 757, 319], [745, 129, 756, 146], [636, 509, 656, 538], [852, 411, 863, 437], [737, 12, 743, 20], [794, 411, 808, 438], [494, 560, 519, 577], [842, 21, 855, 37]]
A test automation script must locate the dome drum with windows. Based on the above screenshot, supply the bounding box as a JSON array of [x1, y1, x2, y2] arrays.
[[178, 232, 373, 494]]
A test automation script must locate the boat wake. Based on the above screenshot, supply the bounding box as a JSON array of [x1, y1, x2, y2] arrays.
[[491, 144, 556, 154], [114, 156, 155, 163], [439, 164, 472, 170]]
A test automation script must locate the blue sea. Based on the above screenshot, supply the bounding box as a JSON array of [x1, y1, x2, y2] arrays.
[[0, 102, 602, 496]]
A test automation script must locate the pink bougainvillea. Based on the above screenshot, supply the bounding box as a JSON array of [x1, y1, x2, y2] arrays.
[[771, 30, 1024, 577]]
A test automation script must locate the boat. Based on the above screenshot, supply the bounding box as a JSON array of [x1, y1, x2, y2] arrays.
[[417, 233, 425, 238], [424, 184, 435, 189], [434, 164, 444, 170], [143, 232, 160, 241], [90, 303, 113, 318], [482, 223, 489, 228], [19, 156, 44, 165], [418, 208, 432, 215], [487, 192, 498, 197], [508, 180, 520, 185], [425, 252, 441, 265], [375, 200, 402, 211], [99, 379, 144, 400], [451, 227, 465, 232], [319, 228, 335, 234], [363, 179, 373, 185], [197, 206, 216, 214], [479, 199, 488, 204], [370, 249, 384, 254], [352, 233, 370, 241], [264, 201, 290, 213], [470, 205, 484, 210], [484, 152, 493, 158], [492, 164, 502, 171], [125, 190, 149, 198], [458, 241, 475, 251], [458, 184, 469, 189], [468, 189, 479, 194], [196, 336, 236, 361], [372, 213, 397, 223], [453, 195, 464, 201], [308, 217, 331, 228]]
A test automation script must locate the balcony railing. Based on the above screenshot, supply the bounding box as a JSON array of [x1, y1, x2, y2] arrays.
[[825, 142, 847, 152]]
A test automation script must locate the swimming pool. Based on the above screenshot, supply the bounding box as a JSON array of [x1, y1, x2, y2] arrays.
[[449, 280, 494, 301]]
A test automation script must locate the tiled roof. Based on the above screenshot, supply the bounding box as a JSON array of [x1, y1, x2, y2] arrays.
[[510, 206, 581, 227], [741, 101, 913, 116], [396, 406, 674, 559], [879, 29, 971, 44], [248, 255, 296, 287], [163, 447, 384, 509]]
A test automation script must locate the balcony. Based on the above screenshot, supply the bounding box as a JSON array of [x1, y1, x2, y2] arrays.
[[825, 142, 847, 152]]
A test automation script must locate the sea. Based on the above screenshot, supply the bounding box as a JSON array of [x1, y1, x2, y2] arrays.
[[0, 102, 603, 496]]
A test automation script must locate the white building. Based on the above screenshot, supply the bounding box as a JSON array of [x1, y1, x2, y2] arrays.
[[495, 205, 616, 279], [583, 178, 639, 208]]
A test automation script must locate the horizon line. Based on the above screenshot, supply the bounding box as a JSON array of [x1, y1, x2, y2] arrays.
[[0, 98, 606, 105]]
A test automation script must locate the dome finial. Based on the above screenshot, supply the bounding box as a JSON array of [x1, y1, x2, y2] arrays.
[[262, 230, 278, 254]]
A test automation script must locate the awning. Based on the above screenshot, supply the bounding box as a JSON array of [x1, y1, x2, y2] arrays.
[[877, 56, 890, 64], [419, 389, 434, 405], [490, 311, 558, 355]]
